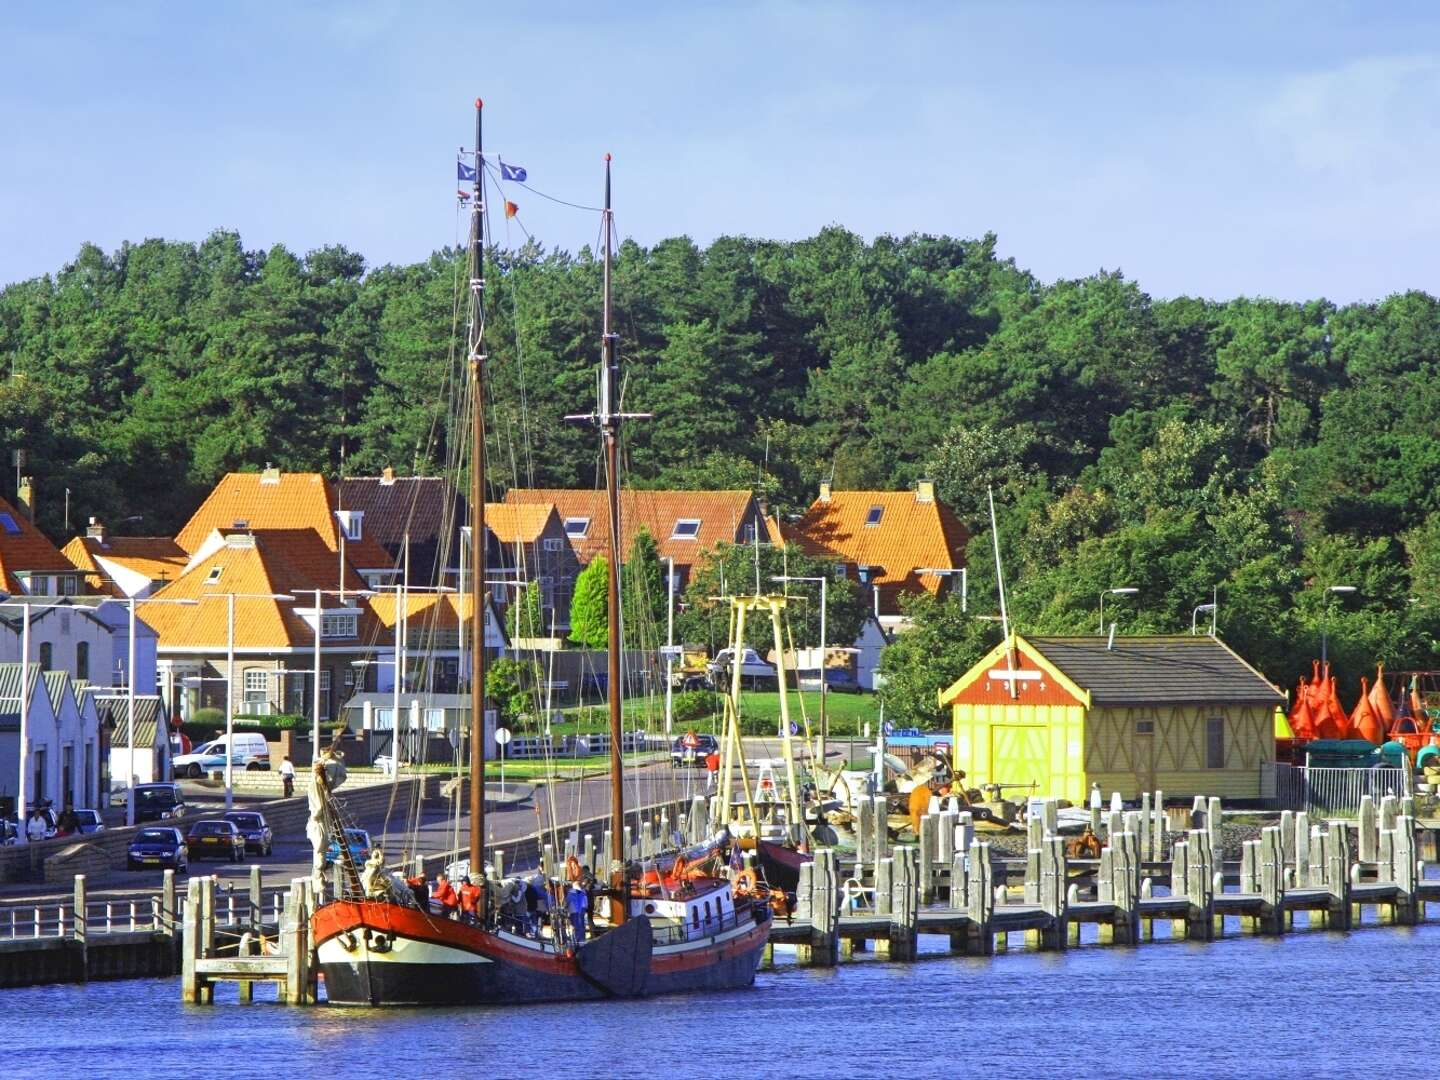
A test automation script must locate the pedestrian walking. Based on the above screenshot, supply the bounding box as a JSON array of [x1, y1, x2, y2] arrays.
[[279, 756, 295, 797], [705, 749, 720, 790]]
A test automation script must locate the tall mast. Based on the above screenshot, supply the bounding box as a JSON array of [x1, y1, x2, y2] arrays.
[[600, 154, 626, 912], [467, 98, 488, 884]]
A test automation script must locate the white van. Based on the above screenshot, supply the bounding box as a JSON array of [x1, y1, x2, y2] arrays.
[[172, 732, 271, 778]]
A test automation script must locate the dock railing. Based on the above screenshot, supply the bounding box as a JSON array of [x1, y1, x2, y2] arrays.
[[1267, 763, 1412, 814]]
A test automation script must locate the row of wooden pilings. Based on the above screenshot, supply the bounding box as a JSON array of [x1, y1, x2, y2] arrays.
[[768, 791, 1438, 966], [179, 872, 314, 1004]]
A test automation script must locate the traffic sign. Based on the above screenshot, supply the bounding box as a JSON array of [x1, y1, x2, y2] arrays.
[[494, 728, 513, 746]]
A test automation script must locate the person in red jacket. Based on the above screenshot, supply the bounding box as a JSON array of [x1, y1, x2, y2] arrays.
[[458, 876, 482, 924], [432, 871, 459, 918]]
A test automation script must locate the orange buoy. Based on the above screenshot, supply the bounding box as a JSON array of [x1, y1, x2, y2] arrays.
[[1369, 664, 1395, 727], [1352, 677, 1385, 745]]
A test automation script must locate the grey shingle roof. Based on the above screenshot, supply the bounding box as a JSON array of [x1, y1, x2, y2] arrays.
[[96, 694, 164, 746], [1027, 635, 1285, 707]]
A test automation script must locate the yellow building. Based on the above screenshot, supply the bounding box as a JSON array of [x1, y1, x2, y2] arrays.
[[938, 634, 1285, 803]]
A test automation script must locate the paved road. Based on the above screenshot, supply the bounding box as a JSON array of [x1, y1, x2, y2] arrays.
[[0, 763, 711, 905]]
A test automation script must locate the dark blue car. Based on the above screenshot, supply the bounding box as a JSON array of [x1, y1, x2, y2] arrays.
[[223, 811, 274, 856], [127, 826, 188, 873]]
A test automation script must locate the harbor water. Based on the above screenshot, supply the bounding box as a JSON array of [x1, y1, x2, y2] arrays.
[[12, 922, 1437, 1078]]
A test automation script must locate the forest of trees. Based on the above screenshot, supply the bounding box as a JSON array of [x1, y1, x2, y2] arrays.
[[3, 228, 1440, 724]]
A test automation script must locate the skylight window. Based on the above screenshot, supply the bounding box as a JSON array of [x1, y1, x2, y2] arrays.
[[671, 519, 701, 540], [0, 512, 20, 535], [865, 505, 884, 526], [205, 566, 223, 584], [564, 517, 590, 538]]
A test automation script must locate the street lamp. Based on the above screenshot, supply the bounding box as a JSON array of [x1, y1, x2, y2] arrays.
[[773, 574, 828, 765], [1098, 587, 1139, 634], [918, 567, 967, 612], [195, 592, 294, 810], [121, 594, 199, 825], [1320, 585, 1357, 667], [1191, 603, 1217, 636]]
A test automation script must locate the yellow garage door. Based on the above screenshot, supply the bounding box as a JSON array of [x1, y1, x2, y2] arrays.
[[989, 725, 1050, 798]]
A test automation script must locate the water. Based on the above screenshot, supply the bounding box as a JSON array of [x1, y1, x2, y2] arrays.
[[11, 924, 1436, 1078]]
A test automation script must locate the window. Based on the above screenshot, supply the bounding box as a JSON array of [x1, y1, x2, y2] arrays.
[[60, 576, 78, 596], [671, 518, 701, 540], [38, 642, 51, 671], [543, 538, 564, 552], [321, 613, 359, 638], [564, 517, 590, 538], [865, 505, 884, 526], [76, 641, 89, 682], [857, 566, 873, 584], [339, 511, 364, 541], [244, 670, 268, 693], [59, 612, 71, 636], [205, 566, 223, 584], [318, 670, 332, 720], [1134, 718, 1154, 735], [0, 512, 19, 535], [833, 563, 847, 579], [425, 708, 445, 732], [1206, 717, 1225, 769], [741, 523, 756, 543]]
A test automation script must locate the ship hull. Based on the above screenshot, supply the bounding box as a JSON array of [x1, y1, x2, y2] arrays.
[[312, 899, 769, 1007]]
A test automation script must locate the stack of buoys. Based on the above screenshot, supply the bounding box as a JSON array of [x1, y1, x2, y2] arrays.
[[1289, 676, 1318, 740], [1350, 676, 1385, 745], [1311, 663, 1352, 739]]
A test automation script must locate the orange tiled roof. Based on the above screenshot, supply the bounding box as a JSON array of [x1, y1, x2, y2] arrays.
[[175, 471, 393, 570], [484, 503, 559, 546], [145, 534, 386, 651], [786, 489, 969, 611], [0, 495, 76, 591], [369, 591, 473, 630], [504, 489, 763, 567], [62, 535, 187, 595]]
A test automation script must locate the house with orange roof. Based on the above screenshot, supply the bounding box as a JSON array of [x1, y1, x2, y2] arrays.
[[62, 518, 188, 597], [484, 502, 580, 632], [175, 467, 397, 590], [0, 493, 84, 597], [145, 529, 389, 724], [503, 488, 770, 597], [784, 480, 969, 628]]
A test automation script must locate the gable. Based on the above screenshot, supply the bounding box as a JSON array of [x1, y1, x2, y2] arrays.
[[941, 638, 1088, 708]]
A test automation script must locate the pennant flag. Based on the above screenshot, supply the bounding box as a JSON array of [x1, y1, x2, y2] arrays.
[[504, 200, 519, 219], [457, 160, 477, 182], [456, 190, 471, 202], [499, 160, 527, 182]]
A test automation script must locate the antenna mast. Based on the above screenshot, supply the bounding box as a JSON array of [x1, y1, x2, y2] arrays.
[[466, 98, 489, 891]]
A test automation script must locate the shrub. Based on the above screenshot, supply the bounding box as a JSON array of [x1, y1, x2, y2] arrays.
[[192, 707, 223, 727], [672, 690, 719, 726]]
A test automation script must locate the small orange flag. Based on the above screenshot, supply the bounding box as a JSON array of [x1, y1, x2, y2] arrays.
[[505, 200, 519, 218]]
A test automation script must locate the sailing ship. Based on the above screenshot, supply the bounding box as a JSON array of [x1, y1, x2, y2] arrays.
[[308, 99, 771, 1006]]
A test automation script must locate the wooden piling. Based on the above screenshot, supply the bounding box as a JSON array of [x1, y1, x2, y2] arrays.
[[918, 814, 936, 903], [965, 840, 994, 956], [888, 846, 919, 960], [1258, 826, 1284, 935], [1358, 797, 1378, 864], [1325, 824, 1352, 930], [181, 878, 202, 1003], [72, 875, 87, 981]]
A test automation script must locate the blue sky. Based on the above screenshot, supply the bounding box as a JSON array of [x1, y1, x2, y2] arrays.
[[3, 2, 1438, 301]]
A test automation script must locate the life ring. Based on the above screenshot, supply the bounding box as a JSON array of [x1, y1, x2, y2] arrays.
[[566, 854, 582, 882], [734, 868, 757, 894]]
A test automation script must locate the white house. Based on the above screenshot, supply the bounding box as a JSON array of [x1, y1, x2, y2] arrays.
[[0, 664, 59, 817], [0, 599, 158, 697], [93, 692, 168, 789]]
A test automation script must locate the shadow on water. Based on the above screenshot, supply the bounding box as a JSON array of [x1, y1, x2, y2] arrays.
[[13, 923, 1437, 1079]]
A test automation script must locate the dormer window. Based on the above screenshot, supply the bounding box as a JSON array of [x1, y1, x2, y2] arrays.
[[336, 510, 363, 541], [564, 517, 591, 538], [671, 519, 701, 540], [865, 505, 884, 526]]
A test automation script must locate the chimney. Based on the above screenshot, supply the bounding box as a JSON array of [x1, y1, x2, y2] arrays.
[[819, 481, 831, 503], [17, 475, 34, 521], [86, 516, 106, 541], [260, 463, 281, 485], [916, 479, 935, 504], [381, 466, 396, 486]]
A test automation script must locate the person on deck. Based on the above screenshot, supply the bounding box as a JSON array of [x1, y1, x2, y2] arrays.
[[565, 881, 590, 944], [458, 875, 482, 924], [407, 873, 429, 909], [432, 871, 459, 918]]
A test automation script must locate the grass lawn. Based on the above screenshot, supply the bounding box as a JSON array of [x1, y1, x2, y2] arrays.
[[541, 690, 881, 737], [348, 751, 666, 781]]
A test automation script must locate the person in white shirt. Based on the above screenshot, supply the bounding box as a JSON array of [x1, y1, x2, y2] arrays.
[[25, 812, 47, 842], [279, 756, 296, 798]]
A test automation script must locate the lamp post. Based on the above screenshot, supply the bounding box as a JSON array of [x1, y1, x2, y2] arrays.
[[1320, 585, 1357, 667], [1191, 603, 1217, 636], [123, 595, 198, 825], [196, 592, 294, 811], [665, 557, 675, 736], [773, 574, 827, 766], [1098, 587, 1139, 634], [918, 567, 967, 613]]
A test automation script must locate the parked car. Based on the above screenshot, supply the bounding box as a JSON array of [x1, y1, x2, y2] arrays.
[[186, 819, 246, 862], [127, 826, 188, 872], [172, 732, 271, 778], [223, 810, 274, 856], [73, 809, 105, 834], [324, 828, 372, 866], [670, 733, 720, 768], [131, 782, 188, 823], [799, 667, 861, 694], [707, 648, 779, 689]]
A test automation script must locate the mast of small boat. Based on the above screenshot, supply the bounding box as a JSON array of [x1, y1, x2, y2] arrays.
[[467, 97, 489, 893], [600, 154, 626, 921]]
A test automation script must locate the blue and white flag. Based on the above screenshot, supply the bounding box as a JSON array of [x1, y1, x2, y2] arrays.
[[457, 160, 477, 182], [499, 160, 527, 182]]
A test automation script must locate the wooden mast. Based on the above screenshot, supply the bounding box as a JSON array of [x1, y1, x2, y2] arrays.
[[600, 154, 626, 920], [467, 98, 489, 890]]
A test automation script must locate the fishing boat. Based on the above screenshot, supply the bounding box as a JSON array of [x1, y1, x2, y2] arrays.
[[308, 99, 770, 1006]]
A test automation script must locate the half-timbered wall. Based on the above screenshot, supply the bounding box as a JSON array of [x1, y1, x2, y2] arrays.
[[1083, 703, 1275, 800]]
